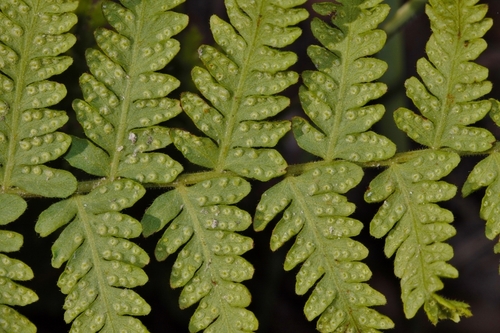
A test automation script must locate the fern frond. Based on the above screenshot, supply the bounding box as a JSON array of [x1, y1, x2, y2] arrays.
[[462, 99, 500, 272], [142, 176, 257, 333], [253, 1, 396, 331], [255, 162, 393, 332], [36, 179, 151, 332], [173, 0, 308, 181], [0, 194, 37, 333], [0, 1, 79, 329], [143, 1, 308, 330], [394, 0, 494, 151], [365, 149, 471, 324], [293, 0, 396, 162], [0, 0, 78, 196], [65, 0, 187, 182]]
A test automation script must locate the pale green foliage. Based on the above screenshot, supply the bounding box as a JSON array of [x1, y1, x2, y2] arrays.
[[2, 0, 500, 332], [463, 99, 500, 272], [174, 0, 308, 181], [394, 0, 494, 151], [363, 0, 495, 324], [293, 0, 396, 162], [35, 0, 191, 332], [253, 1, 397, 332], [0, 195, 37, 333], [65, 0, 187, 182], [0, 0, 78, 197], [365, 150, 471, 323], [139, 1, 309, 332], [255, 163, 394, 332], [142, 176, 257, 333], [463, 150, 500, 272], [0, 0, 78, 330], [36, 179, 150, 332]]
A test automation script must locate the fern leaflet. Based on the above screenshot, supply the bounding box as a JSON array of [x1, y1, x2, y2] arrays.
[[365, 0, 496, 323], [293, 0, 396, 162], [365, 150, 471, 324], [254, 1, 396, 331], [65, 0, 187, 182], [36, 179, 150, 332], [34, 0, 189, 330], [0, 194, 37, 333], [255, 163, 394, 332], [0, 0, 78, 197], [174, 0, 308, 181], [394, 0, 494, 152], [141, 1, 308, 332], [463, 99, 500, 272], [142, 176, 257, 333]]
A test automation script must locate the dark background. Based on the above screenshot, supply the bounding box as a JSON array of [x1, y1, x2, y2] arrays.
[[7, 0, 500, 332]]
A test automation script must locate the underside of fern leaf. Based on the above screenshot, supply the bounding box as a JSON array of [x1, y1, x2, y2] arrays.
[[65, 0, 187, 182], [173, 0, 308, 181], [0, 0, 79, 330], [254, 1, 396, 332], [142, 176, 257, 333], [365, 150, 471, 324], [255, 163, 394, 332], [293, 0, 396, 162], [36, 179, 150, 332], [394, 0, 494, 152], [364, 0, 496, 324], [32, 0, 190, 331], [0, 0, 78, 197], [463, 99, 500, 273], [140, 1, 309, 332], [0, 193, 37, 333]]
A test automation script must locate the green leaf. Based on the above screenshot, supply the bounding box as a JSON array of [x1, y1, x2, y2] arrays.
[[231, 120, 290, 148], [69, 0, 186, 182], [365, 149, 469, 322], [489, 98, 500, 128], [294, 1, 395, 162], [224, 147, 287, 181], [65, 136, 110, 177], [0, 194, 26, 225], [425, 294, 471, 326], [0, 2, 78, 328], [36, 179, 150, 332], [171, 128, 219, 169], [0, 231, 23, 253], [177, 0, 309, 180], [0, 0, 78, 197], [36, 196, 78, 237], [117, 152, 182, 184], [394, 0, 494, 151], [462, 150, 500, 271], [17, 109, 69, 139], [0, 304, 37, 333], [142, 176, 258, 333], [255, 162, 393, 332], [0, 197, 37, 333], [11, 164, 77, 198]]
